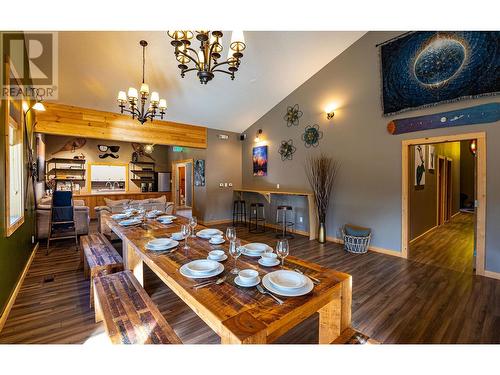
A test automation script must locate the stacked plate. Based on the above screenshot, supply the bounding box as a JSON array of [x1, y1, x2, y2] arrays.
[[180, 259, 224, 279], [145, 238, 179, 251], [146, 210, 163, 219], [196, 228, 223, 239], [111, 212, 131, 220], [157, 215, 176, 224], [241, 243, 273, 257], [118, 218, 142, 227], [262, 270, 314, 297]]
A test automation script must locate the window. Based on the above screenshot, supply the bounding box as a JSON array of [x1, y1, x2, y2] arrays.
[[4, 68, 24, 236]]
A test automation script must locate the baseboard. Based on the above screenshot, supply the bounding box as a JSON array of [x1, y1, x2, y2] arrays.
[[200, 219, 310, 237], [326, 236, 402, 258], [199, 218, 233, 226], [483, 270, 500, 281], [0, 242, 39, 333], [409, 225, 438, 244]]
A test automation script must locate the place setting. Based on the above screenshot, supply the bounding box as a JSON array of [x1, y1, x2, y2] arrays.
[[145, 237, 179, 253], [157, 214, 177, 225]]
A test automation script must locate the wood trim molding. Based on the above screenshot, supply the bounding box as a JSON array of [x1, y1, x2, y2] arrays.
[[326, 236, 403, 258], [409, 225, 438, 245], [483, 270, 500, 281], [401, 132, 486, 276], [171, 159, 194, 211], [0, 242, 39, 333], [35, 103, 208, 149]]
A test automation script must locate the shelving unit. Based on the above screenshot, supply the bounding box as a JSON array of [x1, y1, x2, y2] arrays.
[[129, 161, 155, 191], [46, 158, 86, 190]]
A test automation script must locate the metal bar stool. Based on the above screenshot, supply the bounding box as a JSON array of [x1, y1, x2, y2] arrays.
[[276, 205, 294, 239], [232, 200, 247, 227], [249, 203, 266, 233]]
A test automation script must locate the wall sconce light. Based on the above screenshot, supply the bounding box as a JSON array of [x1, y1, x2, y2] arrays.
[[143, 144, 155, 154], [325, 104, 335, 120], [469, 139, 477, 156], [254, 129, 263, 142]]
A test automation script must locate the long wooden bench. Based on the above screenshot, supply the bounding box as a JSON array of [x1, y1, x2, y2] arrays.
[[81, 233, 124, 307], [93, 270, 182, 344]]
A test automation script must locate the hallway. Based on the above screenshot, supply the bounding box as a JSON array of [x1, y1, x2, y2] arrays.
[[409, 212, 475, 273]]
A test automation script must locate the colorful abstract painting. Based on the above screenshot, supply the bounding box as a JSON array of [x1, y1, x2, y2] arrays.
[[252, 145, 268, 176], [381, 31, 499, 115]]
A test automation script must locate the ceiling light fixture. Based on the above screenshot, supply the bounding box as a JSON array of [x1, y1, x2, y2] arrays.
[[117, 40, 167, 124], [167, 30, 246, 84]]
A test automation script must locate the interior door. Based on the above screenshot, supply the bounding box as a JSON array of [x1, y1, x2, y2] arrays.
[[446, 159, 452, 222], [178, 166, 185, 205]]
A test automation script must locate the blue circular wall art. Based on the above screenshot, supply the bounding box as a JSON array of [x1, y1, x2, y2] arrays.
[[302, 124, 323, 148], [284, 104, 303, 127], [278, 139, 297, 161], [414, 38, 466, 86]]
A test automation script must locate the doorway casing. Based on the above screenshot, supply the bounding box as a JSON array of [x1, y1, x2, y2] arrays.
[[401, 132, 486, 276], [171, 158, 194, 210]]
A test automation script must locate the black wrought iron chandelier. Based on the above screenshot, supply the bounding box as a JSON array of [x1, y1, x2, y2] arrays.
[[167, 31, 246, 84], [117, 40, 167, 124]]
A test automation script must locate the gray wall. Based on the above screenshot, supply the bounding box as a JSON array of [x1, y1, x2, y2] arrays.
[[168, 128, 242, 223], [241, 31, 500, 273], [409, 142, 461, 240]]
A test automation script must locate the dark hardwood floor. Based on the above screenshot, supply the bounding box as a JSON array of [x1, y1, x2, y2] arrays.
[[1, 220, 499, 344], [409, 212, 474, 274]]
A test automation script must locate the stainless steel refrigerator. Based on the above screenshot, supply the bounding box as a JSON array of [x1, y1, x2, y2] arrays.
[[156, 172, 171, 192]]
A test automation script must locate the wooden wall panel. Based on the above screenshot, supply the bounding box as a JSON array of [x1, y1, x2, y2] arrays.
[[35, 103, 207, 149]]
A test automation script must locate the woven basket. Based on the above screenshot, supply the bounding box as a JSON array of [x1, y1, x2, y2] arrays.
[[342, 229, 371, 254]]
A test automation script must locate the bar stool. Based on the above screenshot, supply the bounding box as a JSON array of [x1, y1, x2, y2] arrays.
[[249, 203, 266, 233], [232, 200, 247, 227], [276, 205, 294, 239]]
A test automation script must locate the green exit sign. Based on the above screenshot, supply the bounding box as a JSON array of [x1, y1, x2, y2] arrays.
[[172, 146, 184, 152]]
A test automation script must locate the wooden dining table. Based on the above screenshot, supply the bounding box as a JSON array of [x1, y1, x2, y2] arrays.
[[102, 212, 352, 344]]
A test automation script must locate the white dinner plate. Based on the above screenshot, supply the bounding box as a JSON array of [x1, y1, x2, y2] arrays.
[[262, 273, 314, 297], [158, 215, 177, 221], [234, 276, 261, 288], [243, 243, 269, 253], [185, 259, 220, 275], [179, 262, 224, 279], [267, 270, 307, 290], [145, 239, 178, 251], [119, 218, 142, 226], [111, 213, 131, 220], [147, 238, 178, 250], [209, 238, 225, 245], [258, 258, 280, 267], [171, 233, 185, 241], [196, 229, 223, 239], [157, 219, 173, 225], [207, 254, 228, 262]]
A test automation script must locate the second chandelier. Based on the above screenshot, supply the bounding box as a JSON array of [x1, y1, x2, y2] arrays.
[[167, 31, 246, 85]]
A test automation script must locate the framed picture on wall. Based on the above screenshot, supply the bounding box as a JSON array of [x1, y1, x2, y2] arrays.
[[252, 145, 268, 176], [194, 159, 205, 187], [427, 145, 435, 170], [415, 145, 426, 187]]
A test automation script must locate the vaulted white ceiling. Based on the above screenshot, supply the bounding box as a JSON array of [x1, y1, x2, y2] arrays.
[[57, 31, 365, 132]]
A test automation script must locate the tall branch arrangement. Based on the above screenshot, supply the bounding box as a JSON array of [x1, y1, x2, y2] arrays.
[[305, 154, 339, 223]]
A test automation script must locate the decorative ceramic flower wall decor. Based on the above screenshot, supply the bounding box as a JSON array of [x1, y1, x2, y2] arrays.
[[284, 104, 303, 127], [278, 139, 297, 161], [302, 124, 323, 147]]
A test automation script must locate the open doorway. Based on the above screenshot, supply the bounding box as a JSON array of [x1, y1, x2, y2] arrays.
[[402, 132, 486, 276], [172, 159, 194, 218]]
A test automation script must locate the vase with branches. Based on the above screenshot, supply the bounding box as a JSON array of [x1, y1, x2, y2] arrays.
[[305, 154, 339, 243]]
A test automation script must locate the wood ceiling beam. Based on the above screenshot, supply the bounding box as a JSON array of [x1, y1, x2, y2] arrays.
[[35, 102, 207, 149]]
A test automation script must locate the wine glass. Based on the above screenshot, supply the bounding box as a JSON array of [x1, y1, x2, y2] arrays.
[[226, 227, 236, 242], [228, 239, 242, 274], [189, 216, 197, 237], [276, 239, 289, 268], [181, 224, 190, 251]]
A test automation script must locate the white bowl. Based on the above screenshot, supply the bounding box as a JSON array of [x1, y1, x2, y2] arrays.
[[171, 232, 184, 240], [238, 269, 259, 284], [185, 259, 220, 275], [208, 250, 225, 260], [260, 252, 278, 263]]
